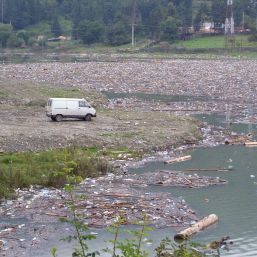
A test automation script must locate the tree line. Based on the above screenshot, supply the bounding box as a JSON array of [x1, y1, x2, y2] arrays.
[[0, 0, 257, 48]]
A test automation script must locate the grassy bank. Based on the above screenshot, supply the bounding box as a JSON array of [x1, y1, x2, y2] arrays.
[[177, 35, 256, 49], [0, 147, 142, 199], [1, 34, 257, 62]]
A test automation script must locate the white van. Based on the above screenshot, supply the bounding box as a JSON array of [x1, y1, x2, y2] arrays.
[[46, 98, 96, 122]]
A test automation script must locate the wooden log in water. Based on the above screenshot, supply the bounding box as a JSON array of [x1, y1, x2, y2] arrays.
[[225, 135, 252, 145], [244, 142, 257, 147], [164, 155, 192, 164], [174, 214, 219, 241], [185, 168, 232, 172]]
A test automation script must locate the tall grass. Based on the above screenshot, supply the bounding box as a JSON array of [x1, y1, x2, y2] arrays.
[[0, 147, 132, 199]]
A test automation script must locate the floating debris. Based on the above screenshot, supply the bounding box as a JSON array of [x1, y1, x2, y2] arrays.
[[164, 155, 192, 164], [120, 170, 228, 188]]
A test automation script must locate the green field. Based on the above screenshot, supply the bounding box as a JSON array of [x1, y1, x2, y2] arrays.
[[176, 35, 257, 49]]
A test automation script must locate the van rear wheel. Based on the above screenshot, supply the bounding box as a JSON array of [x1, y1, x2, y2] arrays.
[[85, 114, 92, 121], [55, 114, 63, 122]]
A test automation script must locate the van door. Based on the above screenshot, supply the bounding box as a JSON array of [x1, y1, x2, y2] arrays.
[[78, 100, 90, 117], [66, 100, 79, 117]]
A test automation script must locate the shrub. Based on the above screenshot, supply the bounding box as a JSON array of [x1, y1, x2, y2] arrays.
[[0, 23, 13, 47], [0, 148, 114, 199], [17, 30, 30, 45]]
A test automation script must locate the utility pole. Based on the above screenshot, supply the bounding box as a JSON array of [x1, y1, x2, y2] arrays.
[[131, 23, 135, 47], [225, 0, 235, 48], [242, 11, 245, 30], [131, 1, 136, 48], [1, 0, 3, 24]]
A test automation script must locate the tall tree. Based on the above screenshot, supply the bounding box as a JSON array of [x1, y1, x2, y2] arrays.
[[51, 16, 62, 37], [161, 16, 181, 42], [194, 3, 210, 31], [0, 23, 12, 47], [211, 0, 226, 27]]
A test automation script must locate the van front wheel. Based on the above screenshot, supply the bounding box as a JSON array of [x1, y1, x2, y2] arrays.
[[85, 114, 92, 121], [55, 114, 63, 122]]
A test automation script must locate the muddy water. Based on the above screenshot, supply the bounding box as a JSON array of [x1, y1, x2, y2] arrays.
[[130, 145, 257, 256]]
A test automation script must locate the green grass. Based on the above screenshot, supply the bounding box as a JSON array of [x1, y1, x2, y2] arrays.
[[0, 90, 8, 98], [0, 146, 141, 199], [0, 147, 104, 198], [176, 35, 257, 49]]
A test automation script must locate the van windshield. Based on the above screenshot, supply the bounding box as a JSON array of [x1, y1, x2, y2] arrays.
[[79, 101, 89, 107]]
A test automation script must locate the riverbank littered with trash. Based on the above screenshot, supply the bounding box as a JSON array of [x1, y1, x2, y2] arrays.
[[0, 166, 227, 256], [0, 119, 230, 256], [0, 123, 229, 256], [1, 57, 256, 256]]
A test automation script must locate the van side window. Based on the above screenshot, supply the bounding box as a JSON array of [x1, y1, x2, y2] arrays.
[[79, 101, 87, 107]]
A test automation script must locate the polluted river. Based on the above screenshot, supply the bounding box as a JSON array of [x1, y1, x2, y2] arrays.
[[29, 102, 257, 256], [0, 83, 257, 254], [31, 143, 257, 257]]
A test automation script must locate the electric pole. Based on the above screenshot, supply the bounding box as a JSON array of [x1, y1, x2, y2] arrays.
[[225, 0, 235, 48], [131, 23, 135, 47], [242, 11, 245, 30], [131, 1, 136, 48], [1, 0, 3, 24]]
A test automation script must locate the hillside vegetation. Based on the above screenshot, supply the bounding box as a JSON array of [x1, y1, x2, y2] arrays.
[[0, 0, 257, 49]]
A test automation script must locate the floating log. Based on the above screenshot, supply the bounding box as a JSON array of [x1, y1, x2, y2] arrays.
[[225, 135, 252, 145], [185, 168, 232, 172], [174, 214, 219, 241], [164, 155, 192, 164], [244, 142, 257, 147]]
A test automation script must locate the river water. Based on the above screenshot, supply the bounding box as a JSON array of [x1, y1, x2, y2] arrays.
[[129, 145, 257, 256], [36, 144, 257, 257], [32, 94, 257, 256]]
